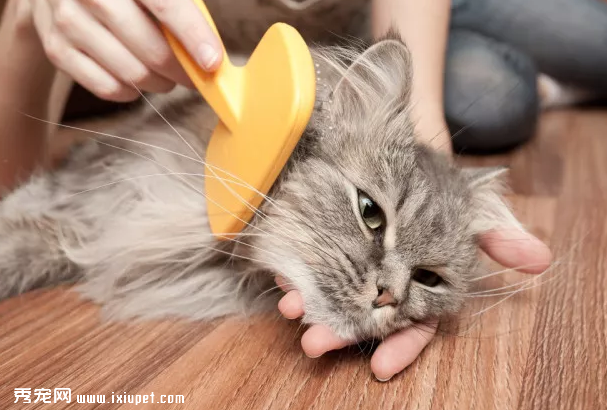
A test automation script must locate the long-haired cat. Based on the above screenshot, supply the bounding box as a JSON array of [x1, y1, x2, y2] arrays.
[[0, 34, 520, 341]]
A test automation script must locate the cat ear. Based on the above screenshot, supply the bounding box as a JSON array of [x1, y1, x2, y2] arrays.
[[463, 166, 523, 234], [332, 33, 413, 115]]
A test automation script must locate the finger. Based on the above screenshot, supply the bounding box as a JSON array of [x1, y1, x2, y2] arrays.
[[370, 321, 438, 382], [137, 0, 223, 71], [300, 325, 352, 358], [52, 0, 174, 93], [50, 42, 140, 102], [32, 0, 138, 101], [479, 229, 552, 274], [82, 0, 192, 86], [277, 291, 304, 320]]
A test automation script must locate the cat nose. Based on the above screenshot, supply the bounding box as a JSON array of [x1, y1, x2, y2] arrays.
[[372, 287, 397, 308]]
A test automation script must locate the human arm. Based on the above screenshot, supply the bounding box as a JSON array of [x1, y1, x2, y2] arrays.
[[0, 0, 62, 192], [372, 0, 452, 153]]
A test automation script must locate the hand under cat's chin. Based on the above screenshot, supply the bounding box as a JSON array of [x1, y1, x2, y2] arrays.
[[276, 227, 552, 381], [276, 285, 439, 381]]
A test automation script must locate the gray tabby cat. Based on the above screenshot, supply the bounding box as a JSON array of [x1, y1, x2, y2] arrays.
[[0, 35, 519, 341]]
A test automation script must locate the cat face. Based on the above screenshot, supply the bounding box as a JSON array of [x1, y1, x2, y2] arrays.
[[244, 37, 514, 341], [252, 147, 479, 340]]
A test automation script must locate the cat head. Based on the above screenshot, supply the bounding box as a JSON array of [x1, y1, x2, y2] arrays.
[[243, 36, 519, 340]]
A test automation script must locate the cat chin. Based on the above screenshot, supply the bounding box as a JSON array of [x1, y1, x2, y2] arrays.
[[300, 303, 414, 341]]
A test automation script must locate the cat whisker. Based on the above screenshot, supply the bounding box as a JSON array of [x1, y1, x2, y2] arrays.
[[473, 229, 585, 285], [20, 115, 259, 230], [90, 138, 271, 237], [265, 220, 345, 266], [467, 275, 555, 316], [61, 172, 241, 199], [265, 209, 338, 257], [221, 214, 338, 269], [252, 268, 348, 305], [20, 112, 203, 165], [467, 266, 561, 294], [470, 262, 559, 282], [354, 340, 367, 357], [134, 85, 206, 164], [133, 86, 265, 227], [367, 337, 376, 357], [468, 281, 545, 317], [466, 236, 587, 317], [253, 283, 288, 304], [293, 320, 307, 344], [216, 237, 334, 279], [283, 213, 352, 263], [83, 137, 333, 261], [134, 89, 323, 249], [302, 262, 350, 276], [23, 110, 299, 245], [465, 275, 560, 298], [408, 322, 437, 341], [198, 167, 327, 251], [442, 234, 584, 332], [252, 213, 339, 263]]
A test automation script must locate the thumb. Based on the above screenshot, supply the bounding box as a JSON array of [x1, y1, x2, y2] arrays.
[[140, 0, 223, 71], [479, 228, 552, 274]]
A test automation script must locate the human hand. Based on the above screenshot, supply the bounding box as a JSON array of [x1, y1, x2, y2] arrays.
[[29, 0, 224, 102], [276, 228, 552, 381]]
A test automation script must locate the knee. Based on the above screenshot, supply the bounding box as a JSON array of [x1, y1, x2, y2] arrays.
[[444, 32, 539, 153]]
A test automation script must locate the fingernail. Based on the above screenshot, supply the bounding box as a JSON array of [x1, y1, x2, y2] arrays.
[[374, 374, 393, 382], [196, 43, 219, 71], [306, 353, 323, 359]]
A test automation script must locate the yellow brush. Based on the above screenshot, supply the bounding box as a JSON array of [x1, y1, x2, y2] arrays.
[[161, 0, 315, 239]]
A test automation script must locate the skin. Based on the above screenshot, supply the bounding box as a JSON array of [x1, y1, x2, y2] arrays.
[[372, 0, 453, 153], [0, 0, 54, 191], [0, 0, 553, 382], [29, 0, 223, 101]]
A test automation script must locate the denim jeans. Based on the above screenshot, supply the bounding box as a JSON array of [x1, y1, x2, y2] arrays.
[[446, 0, 607, 153]]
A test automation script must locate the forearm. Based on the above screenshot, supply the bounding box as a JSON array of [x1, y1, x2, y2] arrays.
[[371, 0, 452, 153], [0, 0, 70, 192]]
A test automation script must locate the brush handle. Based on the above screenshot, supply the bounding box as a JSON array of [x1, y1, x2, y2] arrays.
[[161, 0, 243, 131]]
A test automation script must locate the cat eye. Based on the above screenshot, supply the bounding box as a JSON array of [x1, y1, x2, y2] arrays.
[[412, 268, 443, 288], [357, 191, 384, 230]]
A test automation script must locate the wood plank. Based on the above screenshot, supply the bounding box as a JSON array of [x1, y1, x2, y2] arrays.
[[1, 110, 605, 409], [517, 111, 607, 410]]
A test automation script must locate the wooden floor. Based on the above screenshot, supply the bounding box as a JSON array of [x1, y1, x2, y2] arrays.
[[0, 109, 606, 409]]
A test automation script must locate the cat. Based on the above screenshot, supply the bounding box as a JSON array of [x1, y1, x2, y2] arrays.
[[0, 34, 520, 342]]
